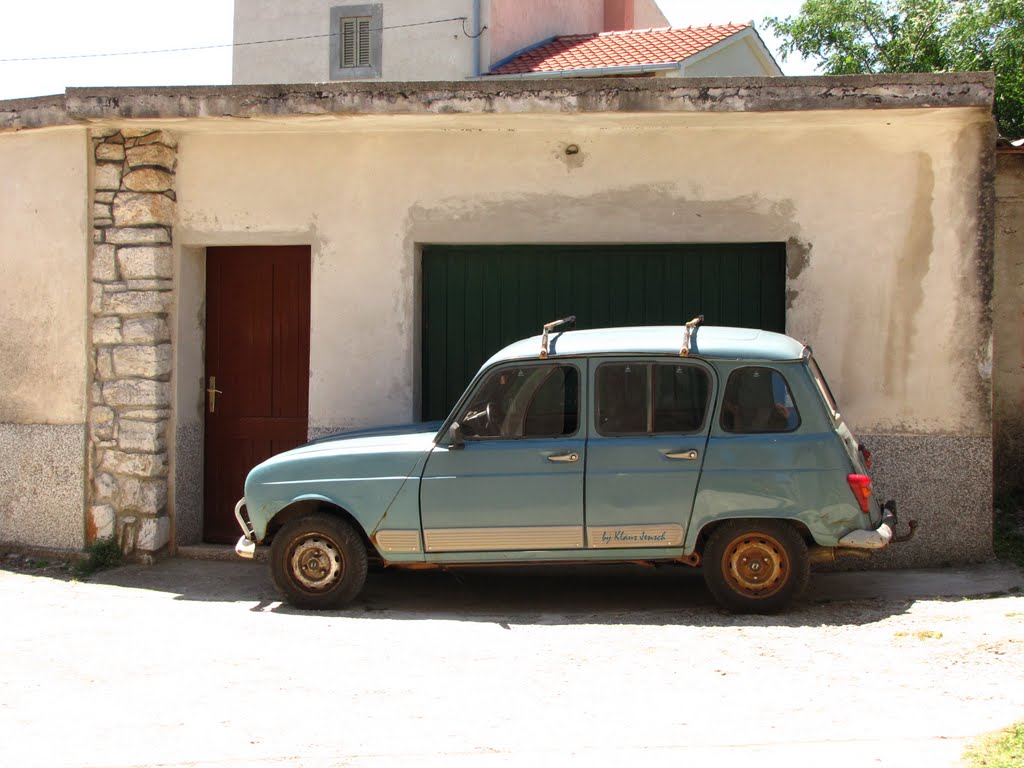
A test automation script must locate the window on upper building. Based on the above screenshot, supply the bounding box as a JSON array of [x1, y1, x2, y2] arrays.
[[341, 17, 371, 68], [329, 4, 382, 80]]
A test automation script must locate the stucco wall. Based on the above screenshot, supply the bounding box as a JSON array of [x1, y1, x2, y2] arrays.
[[233, 0, 671, 81], [681, 37, 776, 77], [633, 0, 670, 29], [994, 151, 1024, 497], [173, 110, 991, 441], [486, 0, 603, 67], [172, 246, 207, 546], [0, 127, 89, 549], [0, 129, 89, 424], [170, 107, 992, 565], [233, 0, 476, 83]]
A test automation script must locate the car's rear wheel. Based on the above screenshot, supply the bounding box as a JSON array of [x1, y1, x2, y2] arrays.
[[703, 519, 809, 614], [270, 513, 367, 609]]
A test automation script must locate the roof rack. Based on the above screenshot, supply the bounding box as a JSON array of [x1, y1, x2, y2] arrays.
[[539, 315, 576, 358], [679, 315, 704, 357]]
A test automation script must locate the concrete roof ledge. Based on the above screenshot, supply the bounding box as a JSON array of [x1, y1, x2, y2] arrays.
[[0, 94, 74, 131], [0, 72, 996, 132]]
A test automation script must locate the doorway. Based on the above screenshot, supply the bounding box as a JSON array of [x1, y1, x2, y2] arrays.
[[202, 246, 311, 543]]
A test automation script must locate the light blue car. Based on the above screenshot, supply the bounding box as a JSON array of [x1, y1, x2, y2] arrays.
[[235, 318, 911, 613]]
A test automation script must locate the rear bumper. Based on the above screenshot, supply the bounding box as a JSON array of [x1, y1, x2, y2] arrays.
[[838, 500, 901, 549], [234, 497, 256, 559]]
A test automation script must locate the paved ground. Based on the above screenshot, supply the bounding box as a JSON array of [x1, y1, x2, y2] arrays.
[[1, 557, 1023, 768]]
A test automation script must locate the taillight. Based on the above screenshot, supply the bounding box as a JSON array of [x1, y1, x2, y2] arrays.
[[858, 442, 872, 468], [847, 474, 872, 514]]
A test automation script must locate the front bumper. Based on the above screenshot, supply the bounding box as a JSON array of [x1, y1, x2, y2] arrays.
[[838, 500, 904, 549], [234, 497, 256, 559]]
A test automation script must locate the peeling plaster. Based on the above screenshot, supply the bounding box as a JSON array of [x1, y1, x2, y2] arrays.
[[881, 152, 934, 402], [404, 186, 802, 247], [784, 236, 812, 311], [557, 142, 586, 171]]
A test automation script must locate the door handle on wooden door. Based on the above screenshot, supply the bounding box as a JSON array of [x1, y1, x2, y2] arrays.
[[207, 376, 223, 413]]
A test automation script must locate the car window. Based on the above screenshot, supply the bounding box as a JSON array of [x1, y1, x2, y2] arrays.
[[596, 362, 710, 436], [459, 364, 579, 440], [720, 366, 800, 434], [807, 355, 840, 420], [653, 363, 711, 433], [524, 366, 579, 437]]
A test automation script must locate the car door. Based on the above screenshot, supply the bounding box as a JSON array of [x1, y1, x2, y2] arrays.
[[419, 360, 586, 555], [584, 358, 716, 549]]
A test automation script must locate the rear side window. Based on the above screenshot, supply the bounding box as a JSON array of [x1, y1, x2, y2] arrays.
[[808, 355, 840, 420], [720, 367, 800, 433], [596, 362, 710, 436]]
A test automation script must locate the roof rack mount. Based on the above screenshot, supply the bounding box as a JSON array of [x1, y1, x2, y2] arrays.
[[679, 315, 704, 357], [540, 315, 576, 359]]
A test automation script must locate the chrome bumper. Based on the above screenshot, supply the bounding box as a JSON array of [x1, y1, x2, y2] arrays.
[[234, 497, 256, 559], [838, 501, 900, 549]]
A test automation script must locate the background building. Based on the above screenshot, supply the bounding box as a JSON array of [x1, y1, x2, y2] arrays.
[[232, 0, 780, 83]]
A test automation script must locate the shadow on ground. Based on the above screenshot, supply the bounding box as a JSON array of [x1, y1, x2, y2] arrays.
[[70, 557, 949, 628]]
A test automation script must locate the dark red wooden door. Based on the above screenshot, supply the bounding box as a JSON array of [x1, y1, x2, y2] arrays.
[[203, 246, 311, 543]]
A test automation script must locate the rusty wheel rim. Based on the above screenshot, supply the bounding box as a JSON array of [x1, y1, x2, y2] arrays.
[[721, 533, 789, 598], [289, 534, 344, 592]]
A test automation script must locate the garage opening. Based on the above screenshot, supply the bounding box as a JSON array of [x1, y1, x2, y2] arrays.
[[421, 243, 786, 421]]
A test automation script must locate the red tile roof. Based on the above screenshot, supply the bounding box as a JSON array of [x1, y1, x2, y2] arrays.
[[488, 23, 752, 76]]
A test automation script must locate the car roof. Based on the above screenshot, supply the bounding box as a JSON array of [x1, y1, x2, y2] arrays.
[[485, 325, 807, 367]]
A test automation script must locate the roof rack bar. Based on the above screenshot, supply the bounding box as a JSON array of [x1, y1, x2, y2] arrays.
[[679, 315, 704, 357], [540, 315, 576, 358]]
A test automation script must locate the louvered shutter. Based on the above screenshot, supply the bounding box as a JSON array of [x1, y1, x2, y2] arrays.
[[357, 18, 371, 67], [341, 18, 357, 67]]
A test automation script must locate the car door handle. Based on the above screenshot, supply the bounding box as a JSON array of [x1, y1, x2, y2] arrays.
[[547, 452, 580, 463], [665, 450, 699, 460]]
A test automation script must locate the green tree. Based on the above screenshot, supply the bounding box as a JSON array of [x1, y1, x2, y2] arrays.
[[765, 0, 1024, 136]]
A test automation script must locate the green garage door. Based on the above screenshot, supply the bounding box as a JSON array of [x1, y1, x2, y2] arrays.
[[421, 243, 786, 421]]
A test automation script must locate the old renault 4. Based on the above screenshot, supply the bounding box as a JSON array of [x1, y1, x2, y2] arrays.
[[234, 317, 911, 613]]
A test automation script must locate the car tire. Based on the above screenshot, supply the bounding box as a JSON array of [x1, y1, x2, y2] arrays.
[[270, 513, 368, 610], [703, 519, 809, 614]]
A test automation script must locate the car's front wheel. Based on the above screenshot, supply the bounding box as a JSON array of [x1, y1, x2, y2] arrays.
[[703, 519, 809, 614], [270, 513, 368, 609]]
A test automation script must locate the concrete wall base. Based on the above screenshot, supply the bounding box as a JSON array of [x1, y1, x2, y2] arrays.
[[0, 423, 85, 550], [859, 433, 993, 568]]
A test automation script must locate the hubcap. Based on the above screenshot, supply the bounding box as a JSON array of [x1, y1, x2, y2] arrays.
[[722, 533, 789, 598], [289, 534, 344, 592]]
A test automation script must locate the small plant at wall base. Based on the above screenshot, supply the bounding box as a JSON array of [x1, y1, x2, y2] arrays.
[[73, 536, 123, 578], [962, 721, 1024, 767], [765, 0, 1024, 137], [993, 491, 1024, 568]]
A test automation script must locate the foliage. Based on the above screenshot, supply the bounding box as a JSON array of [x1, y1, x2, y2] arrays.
[[962, 721, 1024, 767], [764, 0, 1024, 136], [73, 536, 123, 578]]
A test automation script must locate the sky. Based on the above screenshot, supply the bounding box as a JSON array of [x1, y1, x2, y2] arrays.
[[0, 0, 819, 102]]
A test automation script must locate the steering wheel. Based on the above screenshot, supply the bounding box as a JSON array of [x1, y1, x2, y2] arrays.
[[463, 402, 494, 433], [463, 401, 503, 436]]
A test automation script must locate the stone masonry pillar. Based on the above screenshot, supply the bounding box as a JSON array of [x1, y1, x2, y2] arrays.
[[87, 128, 176, 556]]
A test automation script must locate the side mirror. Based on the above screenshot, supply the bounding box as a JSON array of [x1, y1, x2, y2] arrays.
[[448, 421, 465, 449]]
